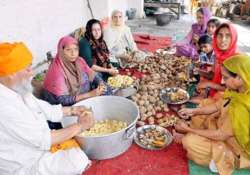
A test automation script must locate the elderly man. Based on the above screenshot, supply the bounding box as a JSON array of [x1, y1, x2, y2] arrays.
[[0, 42, 94, 174]]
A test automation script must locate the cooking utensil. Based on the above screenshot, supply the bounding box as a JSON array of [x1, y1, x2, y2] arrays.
[[134, 125, 173, 150], [160, 87, 190, 105], [62, 96, 139, 160]]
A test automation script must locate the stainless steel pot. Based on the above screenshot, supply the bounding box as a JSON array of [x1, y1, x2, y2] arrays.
[[62, 96, 139, 160]]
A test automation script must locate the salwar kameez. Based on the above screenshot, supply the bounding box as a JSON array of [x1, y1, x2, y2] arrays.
[[183, 100, 250, 175]]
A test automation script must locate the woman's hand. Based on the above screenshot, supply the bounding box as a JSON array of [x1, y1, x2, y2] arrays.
[[94, 83, 106, 96], [179, 108, 197, 117], [108, 68, 119, 76], [175, 121, 191, 133], [197, 81, 212, 90]]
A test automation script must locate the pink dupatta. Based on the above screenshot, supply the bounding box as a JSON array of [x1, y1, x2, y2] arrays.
[[176, 7, 211, 58], [43, 36, 92, 96]]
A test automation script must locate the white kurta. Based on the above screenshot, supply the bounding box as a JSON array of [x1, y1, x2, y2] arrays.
[[103, 25, 137, 57], [0, 83, 90, 175]]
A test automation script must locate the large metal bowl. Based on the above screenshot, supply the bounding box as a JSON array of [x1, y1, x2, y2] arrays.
[[62, 96, 139, 160]]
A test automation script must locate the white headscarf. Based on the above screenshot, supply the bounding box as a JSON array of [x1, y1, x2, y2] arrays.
[[103, 10, 137, 56]]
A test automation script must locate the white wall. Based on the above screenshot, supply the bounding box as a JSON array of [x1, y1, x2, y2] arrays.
[[89, 0, 109, 19], [0, 0, 91, 67], [0, 0, 143, 70], [108, 0, 128, 17], [127, 0, 144, 18]]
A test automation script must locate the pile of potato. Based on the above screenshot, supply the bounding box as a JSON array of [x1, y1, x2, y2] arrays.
[[129, 53, 190, 127], [137, 55, 191, 89]]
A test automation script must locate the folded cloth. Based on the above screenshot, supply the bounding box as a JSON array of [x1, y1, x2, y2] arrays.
[[50, 139, 80, 153]]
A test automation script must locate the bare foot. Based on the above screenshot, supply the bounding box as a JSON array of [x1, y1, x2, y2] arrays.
[[173, 130, 184, 144]]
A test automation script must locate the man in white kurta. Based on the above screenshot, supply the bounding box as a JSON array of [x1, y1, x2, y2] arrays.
[[0, 42, 92, 175]]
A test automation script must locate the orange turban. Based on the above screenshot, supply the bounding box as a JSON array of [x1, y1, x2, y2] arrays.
[[0, 42, 32, 76]]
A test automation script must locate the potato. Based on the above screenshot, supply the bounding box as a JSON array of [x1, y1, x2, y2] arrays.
[[131, 96, 137, 101], [144, 100, 150, 106], [136, 93, 141, 99], [140, 105, 146, 110], [153, 93, 158, 98], [147, 112, 153, 117], [159, 101, 164, 106], [156, 113, 163, 119], [160, 104, 165, 109], [138, 100, 145, 106], [149, 96, 156, 103], [147, 105, 153, 112], [142, 86, 147, 91], [141, 95, 148, 101], [148, 90, 154, 95], [163, 106, 169, 112], [151, 109, 156, 115], [140, 107, 147, 114]]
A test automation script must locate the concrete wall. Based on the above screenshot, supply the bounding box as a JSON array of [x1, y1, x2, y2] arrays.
[[108, 0, 128, 17], [89, 0, 109, 19], [0, 0, 143, 70], [0, 0, 91, 67], [128, 0, 144, 18]]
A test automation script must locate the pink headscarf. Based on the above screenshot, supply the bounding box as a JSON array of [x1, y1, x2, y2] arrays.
[[44, 36, 91, 96], [210, 23, 238, 96]]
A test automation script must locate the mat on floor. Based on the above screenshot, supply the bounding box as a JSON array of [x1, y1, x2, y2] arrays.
[[189, 160, 250, 175], [84, 143, 188, 175], [133, 34, 172, 52]]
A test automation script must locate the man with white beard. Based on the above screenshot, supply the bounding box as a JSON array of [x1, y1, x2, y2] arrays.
[[0, 42, 94, 175]]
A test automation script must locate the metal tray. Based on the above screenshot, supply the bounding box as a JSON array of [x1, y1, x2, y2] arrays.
[[134, 125, 173, 150], [160, 87, 190, 105]]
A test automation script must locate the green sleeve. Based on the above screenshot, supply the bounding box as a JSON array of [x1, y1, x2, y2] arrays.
[[79, 38, 93, 67]]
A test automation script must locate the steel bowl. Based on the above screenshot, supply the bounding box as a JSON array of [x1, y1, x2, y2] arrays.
[[134, 125, 173, 150], [160, 87, 190, 105], [62, 96, 139, 160], [113, 80, 139, 98]]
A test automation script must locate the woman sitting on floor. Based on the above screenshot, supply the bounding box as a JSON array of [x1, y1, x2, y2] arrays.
[[197, 23, 238, 98], [79, 19, 119, 81], [43, 36, 111, 107], [175, 7, 211, 59], [42, 36, 111, 129], [177, 54, 250, 175], [103, 10, 138, 61]]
